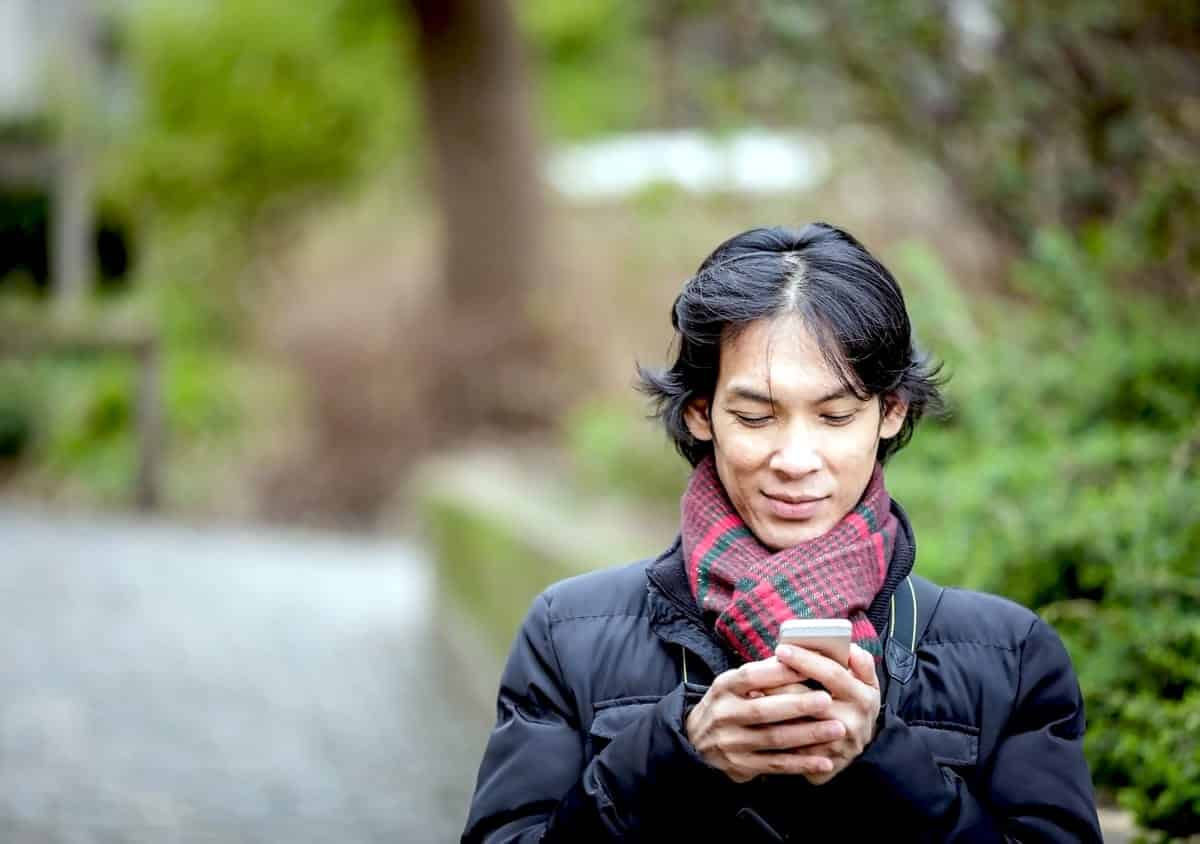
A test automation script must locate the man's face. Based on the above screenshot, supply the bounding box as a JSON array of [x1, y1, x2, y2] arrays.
[[684, 314, 906, 550]]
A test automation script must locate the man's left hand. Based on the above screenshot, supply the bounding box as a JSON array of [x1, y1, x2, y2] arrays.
[[771, 642, 881, 785]]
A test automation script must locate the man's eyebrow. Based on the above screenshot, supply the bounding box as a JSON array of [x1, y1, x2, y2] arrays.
[[816, 387, 858, 403], [724, 385, 861, 404], [725, 385, 773, 403]]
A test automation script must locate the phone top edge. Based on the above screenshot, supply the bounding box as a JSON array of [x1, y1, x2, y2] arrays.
[[778, 618, 853, 638]]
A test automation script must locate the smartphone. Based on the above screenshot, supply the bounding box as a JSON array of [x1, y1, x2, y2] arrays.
[[778, 618, 852, 668]]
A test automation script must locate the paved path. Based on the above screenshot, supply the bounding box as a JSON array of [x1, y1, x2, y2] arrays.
[[0, 507, 490, 843]]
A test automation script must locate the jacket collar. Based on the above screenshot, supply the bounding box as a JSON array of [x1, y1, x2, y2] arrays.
[[867, 499, 917, 635], [645, 538, 733, 681]]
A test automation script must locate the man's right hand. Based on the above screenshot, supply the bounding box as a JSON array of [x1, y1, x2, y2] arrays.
[[684, 657, 846, 783]]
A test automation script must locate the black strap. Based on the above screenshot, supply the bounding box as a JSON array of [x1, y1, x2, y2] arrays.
[[735, 808, 785, 843], [883, 575, 944, 711]]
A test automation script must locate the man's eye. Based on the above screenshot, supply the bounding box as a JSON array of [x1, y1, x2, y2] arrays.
[[733, 413, 772, 427], [822, 413, 855, 426]]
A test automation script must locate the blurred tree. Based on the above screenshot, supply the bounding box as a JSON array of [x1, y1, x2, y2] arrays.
[[649, 0, 691, 128], [644, 0, 773, 130], [768, 0, 1200, 290], [407, 0, 561, 433]]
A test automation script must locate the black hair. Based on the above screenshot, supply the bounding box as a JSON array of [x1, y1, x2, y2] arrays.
[[637, 222, 945, 466]]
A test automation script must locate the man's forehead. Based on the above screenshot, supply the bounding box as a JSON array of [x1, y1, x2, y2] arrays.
[[720, 317, 849, 400]]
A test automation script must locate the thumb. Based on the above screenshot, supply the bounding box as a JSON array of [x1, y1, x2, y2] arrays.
[[849, 643, 879, 688]]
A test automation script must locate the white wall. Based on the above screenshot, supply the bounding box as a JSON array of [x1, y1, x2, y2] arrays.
[[0, 0, 51, 118]]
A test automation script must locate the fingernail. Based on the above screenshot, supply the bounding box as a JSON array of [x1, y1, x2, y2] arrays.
[[776, 644, 794, 659]]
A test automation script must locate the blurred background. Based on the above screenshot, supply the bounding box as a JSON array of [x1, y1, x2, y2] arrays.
[[0, 0, 1197, 840]]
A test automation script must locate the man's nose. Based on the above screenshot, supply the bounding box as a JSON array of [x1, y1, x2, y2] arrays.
[[769, 434, 822, 476]]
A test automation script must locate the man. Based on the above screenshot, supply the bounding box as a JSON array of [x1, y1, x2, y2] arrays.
[[462, 224, 1102, 842]]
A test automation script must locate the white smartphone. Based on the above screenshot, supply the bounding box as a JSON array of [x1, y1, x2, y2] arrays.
[[778, 618, 852, 667]]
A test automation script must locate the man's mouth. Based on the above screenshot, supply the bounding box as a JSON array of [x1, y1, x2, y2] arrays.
[[762, 492, 829, 520]]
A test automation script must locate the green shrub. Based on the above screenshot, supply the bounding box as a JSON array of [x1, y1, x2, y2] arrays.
[[0, 366, 41, 460], [111, 0, 411, 225], [27, 357, 136, 499], [3, 342, 255, 506], [893, 233, 1199, 836], [521, 0, 651, 138], [562, 398, 687, 515]]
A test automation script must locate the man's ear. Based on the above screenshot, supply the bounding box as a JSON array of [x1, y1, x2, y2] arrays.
[[879, 394, 909, 440], [683, 396, 714, 443]]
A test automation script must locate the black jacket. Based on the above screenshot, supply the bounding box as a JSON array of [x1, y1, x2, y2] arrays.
[[462, 507, 1102, 842]]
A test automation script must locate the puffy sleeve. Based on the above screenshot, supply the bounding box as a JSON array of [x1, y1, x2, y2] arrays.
[[461, 592, 713, 843]]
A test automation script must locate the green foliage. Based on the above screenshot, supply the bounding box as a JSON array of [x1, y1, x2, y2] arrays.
[[520, 0, 652, 138], [1111, 692, 1200, 840], [30, 357, 138, 500], [110, 0, 411, 225], [892, 232, 1199, 835], [0, 333, 256, 505], [0, 365, 41, 461], [563, 399, 688, 512], [165, 350, 243, 440]]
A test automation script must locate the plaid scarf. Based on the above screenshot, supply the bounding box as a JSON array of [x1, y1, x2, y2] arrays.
[[681, 456, 897, 663]]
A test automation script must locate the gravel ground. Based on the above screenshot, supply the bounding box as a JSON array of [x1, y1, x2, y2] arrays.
[[0, 507, 490, 844]]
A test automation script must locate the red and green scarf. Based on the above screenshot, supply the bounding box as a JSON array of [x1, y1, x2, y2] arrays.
[[681, 456, 897, 663]]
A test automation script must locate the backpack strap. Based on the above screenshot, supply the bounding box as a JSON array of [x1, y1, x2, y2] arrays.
[[883, 575, 944, 710]]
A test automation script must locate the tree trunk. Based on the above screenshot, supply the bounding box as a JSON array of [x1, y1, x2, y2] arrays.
[[407, 0, 552, 432], [651, 1, 688, 129]]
